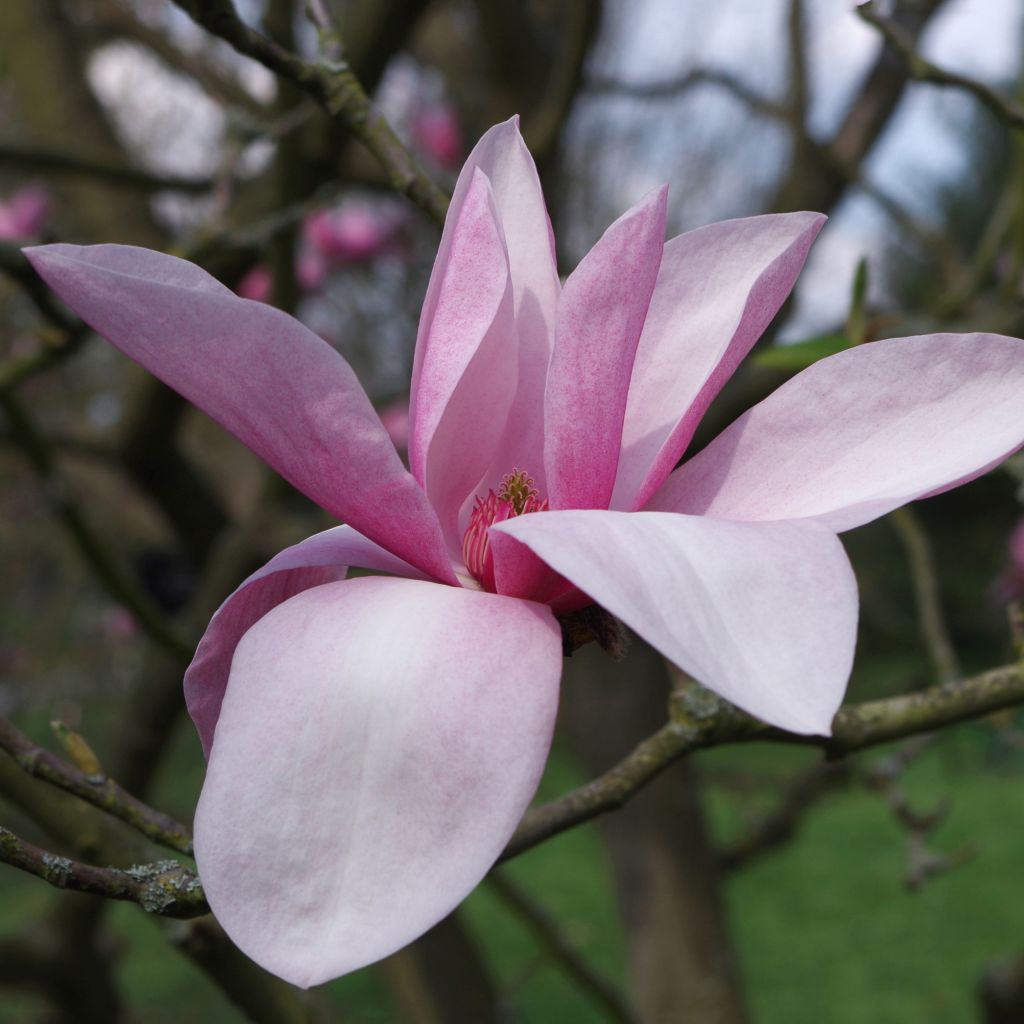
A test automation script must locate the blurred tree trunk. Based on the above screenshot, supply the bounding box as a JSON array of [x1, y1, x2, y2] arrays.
[[771, 0, 948, 214], [979, 952, 1024, 1024], [563, 642, 749, 1024], [378, 912, 500, 1024], [0, 0, 164, 245]]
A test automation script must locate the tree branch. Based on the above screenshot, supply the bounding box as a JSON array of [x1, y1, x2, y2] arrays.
[[0, 388, 192, 661], [85, 0, 269, 116], [170, 0, 449, 226], [488, 869, 640, 1024], [890, 506, 960, 685], [0, 717, 193, 855], [503, 661, 1024, 860], [857, 0, 1024, 130], [0, 141, 214, 193], [0, 826, 206, 917], [716, 761, 851, 872]]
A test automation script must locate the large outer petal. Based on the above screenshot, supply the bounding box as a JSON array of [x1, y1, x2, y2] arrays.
[[650, 333, 1024, 530], [492, 510, 857, 734], [25, 244, 454, 583], [544, 186, 668, 510], [611, 212, 825, 511], [411, 117, 560, 489], [408, 169, 517, 548], [185, 526, 428, 758], [194, 576, 562, 987]]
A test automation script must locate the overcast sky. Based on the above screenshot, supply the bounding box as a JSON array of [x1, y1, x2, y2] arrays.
[[575, 0, 1023, 335]]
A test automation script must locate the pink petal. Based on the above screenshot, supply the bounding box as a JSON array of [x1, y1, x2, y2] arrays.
[[544, 186, 668, 510], [25, 244, 455, 583], [412, 117, 560, 493], [611, 212, 825, 510], [493, 510, 858, 734], [651, 333, 1024, 531], [186, 525, 428, 758], [408, 169, 517, 548], [194, 576, 562, 986]]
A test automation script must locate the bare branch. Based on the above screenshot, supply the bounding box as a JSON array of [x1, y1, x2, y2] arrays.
[[504, 661, 1024, 860], [0, 717, 193, 855], [890, 507, 960, 684], [488, 869, 641, 1024], [0, 826, 206, 918], [85, 0, 269, 116], [169, 0, 449, 225], [0, 142, 214, 193], [587, 67, 791, 121], [586, 67, 953, 261], [716, 761, 851, 872], [786, 0, 809, 128], [0, 389, 193, 661], [858, 1, 1024, 130]]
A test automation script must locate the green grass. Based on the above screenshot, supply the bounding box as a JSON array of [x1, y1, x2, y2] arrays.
[[712, 731, 1024, 1023]]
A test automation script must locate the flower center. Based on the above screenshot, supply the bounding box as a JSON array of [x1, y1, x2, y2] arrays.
[[462, 469, 548, 591]]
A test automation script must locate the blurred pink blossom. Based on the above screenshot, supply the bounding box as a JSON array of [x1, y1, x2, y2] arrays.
[[304, 202, 399, 265], [0, 185, 50, 239], [235, 264, 272, 303], [101, 606, 138, 642], [296, 249, 327, 291], [412, 103, 464, 169]]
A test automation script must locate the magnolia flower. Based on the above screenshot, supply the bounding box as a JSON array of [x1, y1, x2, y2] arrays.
[[25, 118, 1024, 987], [0, 184, 50, 240]]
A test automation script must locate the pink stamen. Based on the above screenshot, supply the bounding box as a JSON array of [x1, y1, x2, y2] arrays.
[[462, 469, 548, 591]]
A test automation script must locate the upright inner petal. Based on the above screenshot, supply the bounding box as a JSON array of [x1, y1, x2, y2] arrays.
[[611, 212, 826, 511], [410, 117, 560, 500], [544, 186, 668, 511]]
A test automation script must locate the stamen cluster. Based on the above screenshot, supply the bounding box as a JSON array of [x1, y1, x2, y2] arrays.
[[462, 469, 549, 590]]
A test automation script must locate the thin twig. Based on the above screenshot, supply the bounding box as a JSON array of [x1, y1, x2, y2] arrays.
[[587, 67, 953, 262], [716, 760, 851, 872], [857, 1, 1024, 130], [488, 869, 640, 1024], [0, 389, 192, 661], [0, 826, 206, 918], [890, 506, 960, 684], [170, 0, 449, 226], [587, 67, 791, 121], [0, 142, 214, 193], [786, 0, 809, 129], [0, 716, 193, 855], [86, 0, 269, 116], [864, 736, 979, 890]]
